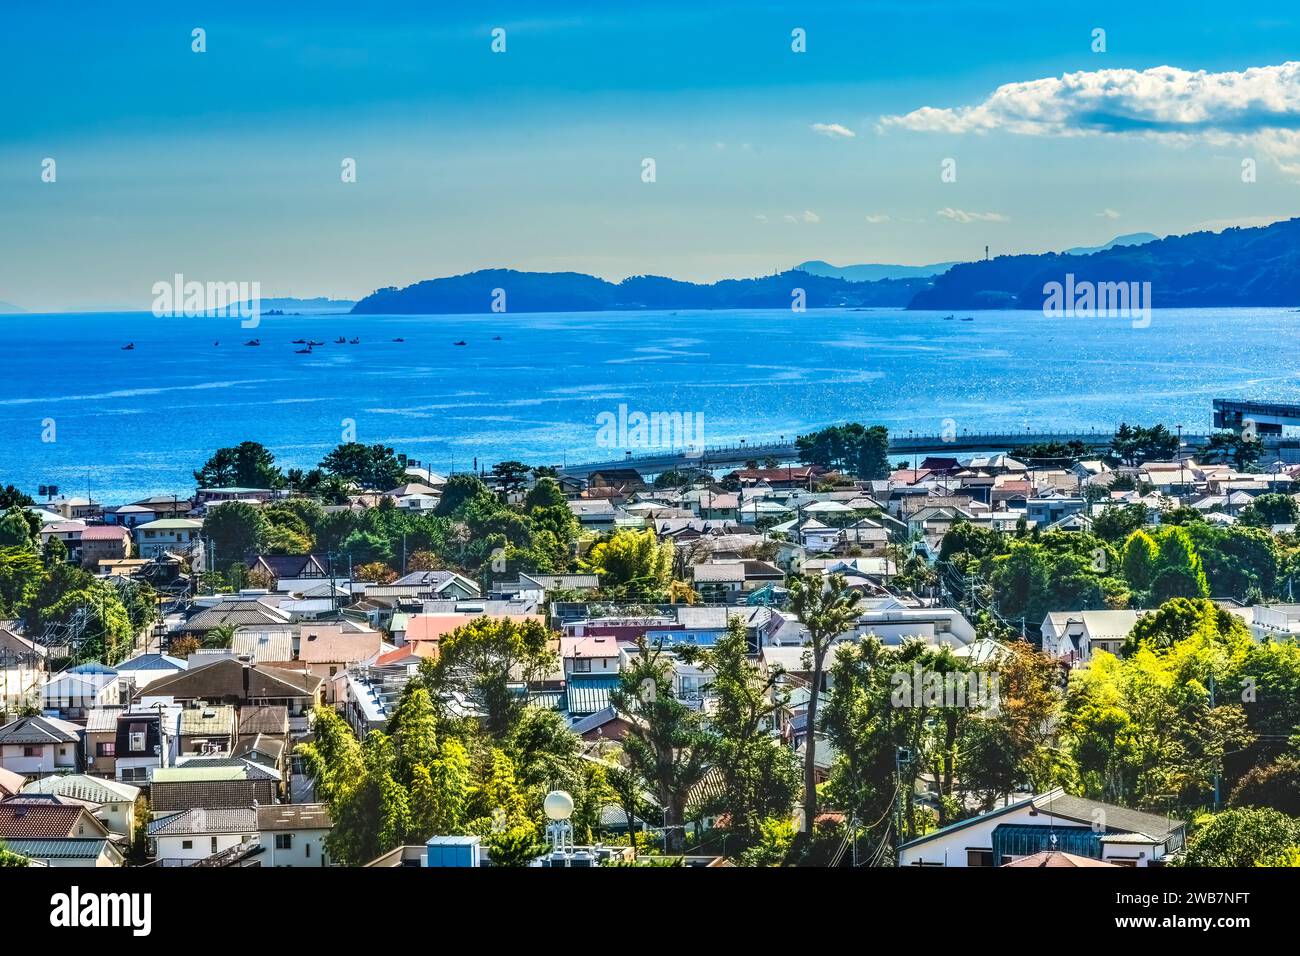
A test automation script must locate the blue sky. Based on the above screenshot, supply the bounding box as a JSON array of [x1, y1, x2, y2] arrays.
[[3, 0, 1300, 310]]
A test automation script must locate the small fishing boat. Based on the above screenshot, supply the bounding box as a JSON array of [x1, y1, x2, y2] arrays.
[[453, 340, 467, 346], [307, 339, 324, 346], [392, 337, 404, 343], [335, 336, 347, 344], [292, 339, 306, 344], [960, 316, 974, 322], [121, 343, 135, 350], [295, 345, 313, 354], [492, 335, 502, 340], [349, 337, 360, 344], [245, 338, 260, 346], [942, 314, 954, 320]]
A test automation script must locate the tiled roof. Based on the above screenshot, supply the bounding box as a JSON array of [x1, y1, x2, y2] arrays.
[[0, 802, 95, 838], [148, 807, 258, 836], [297, 626, 383, 664], [20, 774, 140, 805], [80, 525, 131, 541]]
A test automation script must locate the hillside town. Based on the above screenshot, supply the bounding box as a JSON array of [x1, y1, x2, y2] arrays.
[[2, 420, 1300, 869]]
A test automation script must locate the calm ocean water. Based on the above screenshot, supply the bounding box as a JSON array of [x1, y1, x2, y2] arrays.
[[1, 307, 1297, 503]]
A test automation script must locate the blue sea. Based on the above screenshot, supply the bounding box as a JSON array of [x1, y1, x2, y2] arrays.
[[2, 307, 1297, 503]]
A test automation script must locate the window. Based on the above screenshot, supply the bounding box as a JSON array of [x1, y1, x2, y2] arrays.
[[573, 658, 591, 672], [182, 840, 193, 850], [329, 666, 337, 677], [966, 849, 994, 868], [97, 742, 115, 757], [211, 837, 218, 853], [275, 834, 292, 850], [305, 843, 311, 858], [22, 746, 37, 757]]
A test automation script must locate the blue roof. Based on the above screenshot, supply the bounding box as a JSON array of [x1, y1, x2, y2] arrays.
[[2, 838, 110, 860], [564, 676, 622, 716], [118, 653, 187, 671]]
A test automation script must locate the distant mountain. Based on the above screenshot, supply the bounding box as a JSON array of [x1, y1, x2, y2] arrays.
[[1061, 232, 1160, 256], [793, 259, 959, 282], [0, 301, 26, 314], [352, 268, 930, 313], [909, 218, 1300, 310]]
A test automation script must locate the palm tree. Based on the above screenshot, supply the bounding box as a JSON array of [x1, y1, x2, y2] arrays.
[[788, 572, 862, 835]]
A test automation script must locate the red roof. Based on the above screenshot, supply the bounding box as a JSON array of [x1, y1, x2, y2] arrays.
[[0, 802, 96, 839], [80, 526, 132, 541]]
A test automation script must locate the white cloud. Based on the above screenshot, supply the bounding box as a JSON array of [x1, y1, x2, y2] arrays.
[[802, 210, 821, 223], [865, 213, 891, 223], [879, 61, 1300, 173], [936, 207, 1008, 223], [811, 122, 856, 139], [1097, 208, 1121, 219]]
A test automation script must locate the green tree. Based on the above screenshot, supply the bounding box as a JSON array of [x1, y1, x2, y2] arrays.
[[704, 616, 798, 841], [202, 501, 268, 571], [428, 616, 557, 739], [795, 423, 890, 480], [581, 528, 673, 598], [1150, 525, 1209, 602], [1120, 529, 1159, 598], [611, 641, 715, 854], [1178, 807, 1300, 867], [788, 572, 863, 832], [0, 840, 30, 866], [193, 441, 285, 489], [320, 442, 407, 490]]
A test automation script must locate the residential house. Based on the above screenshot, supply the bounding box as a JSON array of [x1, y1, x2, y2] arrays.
[[134, 518, 204, 562], [41, 663, 125, 719], [78, 525, 132, 568], [689, 560, 784, 603], [139, 657, 322, 736], [115, 653, 188, 692], [0, 799, 123, 867], [149, 762, 279, 811], [114, 710, 178, 784], [257, 803, 333, 867], [0, 625, 46, 716], [196, 487, 275, 507], [246, 553, 330, 591], [0, 715, 82, 777], [390, 569, 482, 600], [294, 625, 385, 703], [178, 703, 236, 755], [148, 807, 258, 865], [20, 774, 141, 837], [171, 592, 293, 644], [1040, 610, 1144, 664], [898, 788, 1185, 867]]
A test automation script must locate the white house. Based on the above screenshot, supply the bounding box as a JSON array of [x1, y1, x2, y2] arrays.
[[0, 715, 82, 776], [256, 803, 333, 867], [898, 788, 1185, 868], [134, 518, 204, 564], [560, 636, 622, 680], [1040, 610, 1144, 664], [0, 626, 47, 715], [148, 807, 258, 865], [42, 663, 125, 718]]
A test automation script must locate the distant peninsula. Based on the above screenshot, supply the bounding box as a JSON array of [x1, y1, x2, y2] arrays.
[[350, 218, 1300, 315]]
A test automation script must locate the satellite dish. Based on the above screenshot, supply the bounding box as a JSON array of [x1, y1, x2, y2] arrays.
[[543, 790, 575, 821]]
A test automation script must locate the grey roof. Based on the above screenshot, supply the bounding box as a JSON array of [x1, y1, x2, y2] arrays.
[[21, 774, 140, 805], [117, 653, 188, 672], [148, 807, 258, 836], [0, 715, 81, 745], [1032, 792, 1184, 840], [230, 629, 294, 663]]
